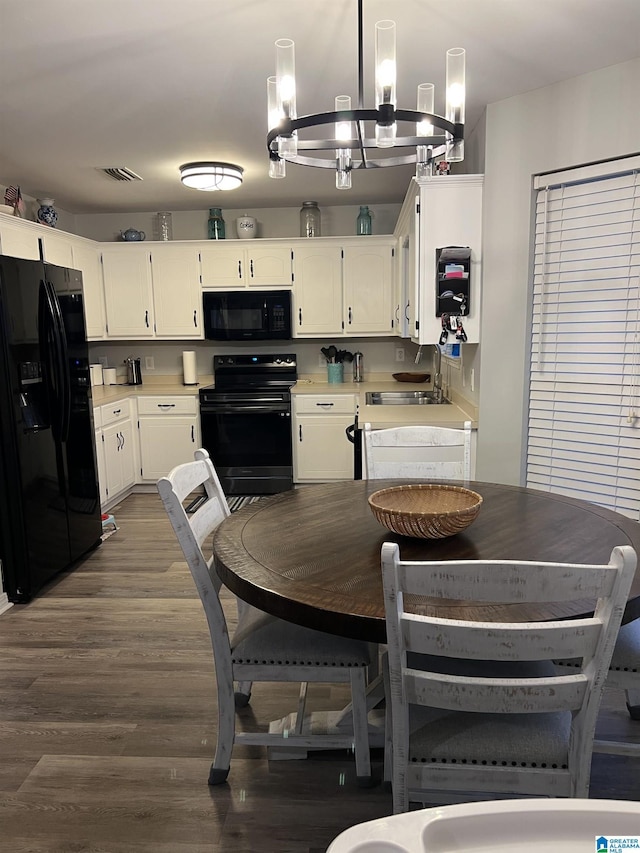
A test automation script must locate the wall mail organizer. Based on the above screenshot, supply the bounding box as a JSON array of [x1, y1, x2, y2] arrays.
[[436, 246, 471, 318]]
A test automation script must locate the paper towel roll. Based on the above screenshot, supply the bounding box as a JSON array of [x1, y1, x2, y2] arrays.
[[103, 368, 117, 385], [182, 351, 198, 386]]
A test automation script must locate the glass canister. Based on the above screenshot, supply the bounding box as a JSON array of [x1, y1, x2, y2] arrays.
[[208, 207, 226, 239], [155, 211, 173, 241], [356, 205, 372, 236], [300, 201, 321, 238]]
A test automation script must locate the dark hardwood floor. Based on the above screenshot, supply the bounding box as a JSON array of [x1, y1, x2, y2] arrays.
[[0, 493, 638, 852]]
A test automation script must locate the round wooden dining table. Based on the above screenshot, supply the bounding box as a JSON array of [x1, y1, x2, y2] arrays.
[[213, 480, 640, 643]]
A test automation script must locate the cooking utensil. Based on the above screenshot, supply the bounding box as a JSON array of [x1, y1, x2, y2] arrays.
[[321, 346, 333, 362], [327, 345, 338, 363]]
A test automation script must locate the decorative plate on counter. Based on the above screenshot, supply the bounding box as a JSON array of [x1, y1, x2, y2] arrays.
[[392, 372, 430, 383]]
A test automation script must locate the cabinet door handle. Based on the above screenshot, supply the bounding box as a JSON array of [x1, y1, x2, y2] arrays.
[[191, 425, 195, 442], [121, 431, 125, 449], [250, 259, 254, 277], [316, 402, 334, 408], [238, 260, 242, 279], [117, 431, 122, 451], [395, 305, 400, 322], [348, 306, 352, 324], [158, 404, 176, 409], [299, 424, 303, 441], [298, 307, 302, 325], [405, 302, 410, 321], [145, 310, 149, 328], [112, 408, 121, 416], [193, 310, 197, 327]]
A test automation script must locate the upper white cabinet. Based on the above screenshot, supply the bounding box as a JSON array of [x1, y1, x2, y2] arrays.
[[0, 217, 41, 260], [293, 244, 344, 336], [101, 246, 155, 338], [292, 238, 394, 338], [408, 175, 483, 345], [150, 244, 202, 338], [199, 242, 293, 288], [70, 239, 107, 339], [342, 241, 394, 335], [393, 191, 420, 339]]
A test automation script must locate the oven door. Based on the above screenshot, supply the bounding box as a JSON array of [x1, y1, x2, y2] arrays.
[[199, 393, 293, 495]]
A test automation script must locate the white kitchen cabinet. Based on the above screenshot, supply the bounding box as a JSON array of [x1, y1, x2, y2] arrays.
[[101, 246, 155, 338], [0, 217, 41, 260], [97, 398, 137, 504], [408, 175, 483, 345], [199, 242, 293, 288], [40, 230, 75, 269], [150, 244, 202, 338], [393, 189, 420, 339], [342, 241, 394, 335], [93, 406, 108, 507], [293, 394, 356, 482], [292, 239, 394, 338], [137, 396, 199, 481], [292, 244, 344, 336], [71, 239, 107, 339]]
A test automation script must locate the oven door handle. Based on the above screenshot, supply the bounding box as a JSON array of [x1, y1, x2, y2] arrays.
[[201, 404, 290, 414]]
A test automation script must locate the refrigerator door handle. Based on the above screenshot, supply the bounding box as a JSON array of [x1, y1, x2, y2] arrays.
[[38, 280, 62, 440], [46, 279, 71, 442]]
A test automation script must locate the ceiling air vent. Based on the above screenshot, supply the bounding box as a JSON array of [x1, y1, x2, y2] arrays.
[[100, 167, 143, 182]]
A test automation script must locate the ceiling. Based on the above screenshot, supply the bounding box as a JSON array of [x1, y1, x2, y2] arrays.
[[1, 0, 639, 215]]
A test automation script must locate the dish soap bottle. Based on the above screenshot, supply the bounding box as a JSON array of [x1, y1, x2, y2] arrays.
[[356, 205, 372, 236]]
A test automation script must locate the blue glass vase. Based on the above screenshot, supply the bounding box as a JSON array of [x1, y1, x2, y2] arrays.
[[208, 208, 225, 239], [356, 205, 372, 236]]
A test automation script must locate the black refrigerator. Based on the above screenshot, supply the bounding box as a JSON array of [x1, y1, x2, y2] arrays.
[[0, 254, 102, 603]]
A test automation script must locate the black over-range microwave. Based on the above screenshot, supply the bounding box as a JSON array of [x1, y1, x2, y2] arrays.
[[203, 290, 292, 341]]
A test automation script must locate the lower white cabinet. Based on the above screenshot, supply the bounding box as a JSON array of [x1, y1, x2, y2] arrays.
[[293, 394, 357, 482], [138, 396, 199, 481], [95, 399, 137, 505]]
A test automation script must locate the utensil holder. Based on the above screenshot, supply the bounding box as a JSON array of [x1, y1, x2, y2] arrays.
[[327, 363, 343, 384]]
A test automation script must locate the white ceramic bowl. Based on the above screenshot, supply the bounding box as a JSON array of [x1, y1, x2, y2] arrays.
[[0, 204, 16, 215]]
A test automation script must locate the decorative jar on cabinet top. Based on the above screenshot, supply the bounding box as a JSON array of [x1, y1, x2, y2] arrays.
[[300, 201, 321, 237], [356, 205, 372, 235], [208, 207, 226, 239], [236, 214, 257, 239], [36, 198, 58, 228]]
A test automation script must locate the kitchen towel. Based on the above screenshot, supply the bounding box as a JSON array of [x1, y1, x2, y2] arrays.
[[103, 368, 117, 385], [182, 351, 198, 386]]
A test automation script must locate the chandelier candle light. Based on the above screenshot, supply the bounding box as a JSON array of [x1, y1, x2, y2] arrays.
[[267, 0, 465, 186]]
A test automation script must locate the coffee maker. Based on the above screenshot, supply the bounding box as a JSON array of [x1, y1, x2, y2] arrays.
[[124, 357, 142, 385]]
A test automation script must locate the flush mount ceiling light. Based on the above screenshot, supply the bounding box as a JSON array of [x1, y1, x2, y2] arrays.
[[179, 162, 244, 191], [267, 0, 465, 189]]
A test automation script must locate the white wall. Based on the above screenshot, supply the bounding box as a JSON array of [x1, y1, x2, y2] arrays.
[[476, 58, 640, 485]]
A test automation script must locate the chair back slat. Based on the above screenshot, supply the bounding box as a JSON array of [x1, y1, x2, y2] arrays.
[[405, 670, 588, 713], [363, 421, 472, 481], [399, 558, 616, 602], [402, 614, 603, 662]]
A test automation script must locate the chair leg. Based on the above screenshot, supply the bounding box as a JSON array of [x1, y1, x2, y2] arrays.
[[349, 667, 373, 787], [382, 651, 393, 786], [234, 680, 253, 708], [625, 688, 640, 720], [209, 679, 236, 785]]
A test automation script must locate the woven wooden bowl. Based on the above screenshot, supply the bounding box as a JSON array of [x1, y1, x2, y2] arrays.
[[368, 484, 483, 539], [392, 372, 430, 383]]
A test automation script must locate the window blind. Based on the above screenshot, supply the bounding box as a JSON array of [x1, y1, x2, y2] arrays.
[[527, 160, 640, 518]]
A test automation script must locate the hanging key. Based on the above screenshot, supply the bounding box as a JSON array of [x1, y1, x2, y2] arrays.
[[456, 318, 468, 342], [439, 314, 449, 345]]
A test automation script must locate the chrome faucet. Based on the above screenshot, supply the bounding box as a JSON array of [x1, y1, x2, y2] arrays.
[[433, 344, 443, 403]]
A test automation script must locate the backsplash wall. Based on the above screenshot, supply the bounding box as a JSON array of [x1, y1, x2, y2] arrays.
[[88, 339, 480, 406]]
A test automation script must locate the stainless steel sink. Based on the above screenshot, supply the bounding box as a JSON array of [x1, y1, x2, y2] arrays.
[[365, 391, 451, 405]]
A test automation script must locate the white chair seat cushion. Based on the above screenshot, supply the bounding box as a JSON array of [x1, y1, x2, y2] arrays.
[[231, 605, 371, 666], [554, 621, 639, 673], [405, 655, 570, 767]]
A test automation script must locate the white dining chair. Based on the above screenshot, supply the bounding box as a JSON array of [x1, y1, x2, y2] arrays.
[[381, 540, 636, 812], [555, 620, 640, 756], [157, 447, 373, 786], [363, 420, 472, 480]]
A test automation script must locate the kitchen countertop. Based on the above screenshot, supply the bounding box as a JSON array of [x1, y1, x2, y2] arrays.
[[90, 373, 478, 429], [293, 374, 478, 429]]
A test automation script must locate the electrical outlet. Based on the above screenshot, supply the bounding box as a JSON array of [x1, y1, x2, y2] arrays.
[[145, 356, 155, 370], [98, 356, 108, 368], [395, 347, 405, 363]]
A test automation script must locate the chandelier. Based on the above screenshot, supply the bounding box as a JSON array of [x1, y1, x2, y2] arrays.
[[267, 0, 465, 189]]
